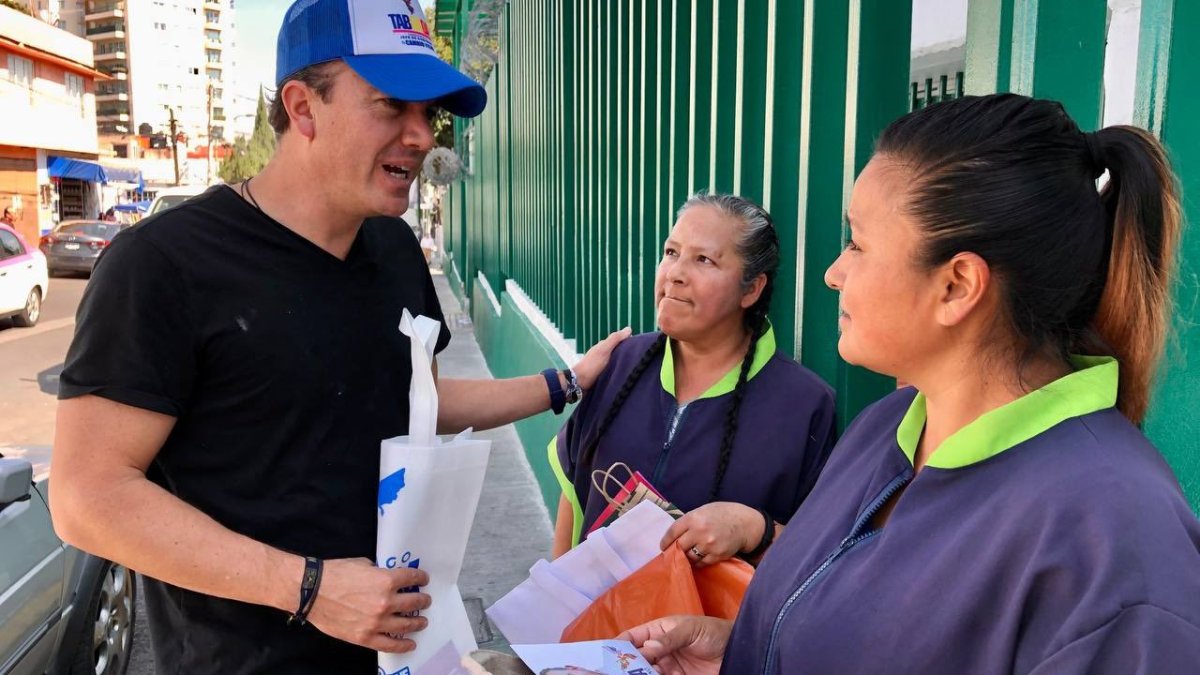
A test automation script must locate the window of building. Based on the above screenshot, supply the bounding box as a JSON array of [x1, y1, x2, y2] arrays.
[[7, 55, 34, 92], [206, 49, 220, 62], [65, 72, 85, 114], [205, 29, 220, 42]]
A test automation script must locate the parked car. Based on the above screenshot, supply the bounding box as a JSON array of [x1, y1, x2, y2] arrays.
[[0, 222, 49, 328], [39, 220, 127, 276], [0, 447, 135, 675], [146, 185, 207, 216]]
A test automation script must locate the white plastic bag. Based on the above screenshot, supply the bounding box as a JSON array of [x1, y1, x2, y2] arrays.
[[485, 502, 674, 644], [377, 310, 492, 675]]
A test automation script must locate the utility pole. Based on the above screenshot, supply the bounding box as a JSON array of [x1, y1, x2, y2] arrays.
[[167, 106, 181, 186]]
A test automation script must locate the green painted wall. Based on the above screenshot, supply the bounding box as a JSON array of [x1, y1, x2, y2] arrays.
[[469, 281, 569, 517]]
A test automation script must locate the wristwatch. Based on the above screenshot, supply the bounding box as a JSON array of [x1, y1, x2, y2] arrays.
[[562, 368, 583, 404]]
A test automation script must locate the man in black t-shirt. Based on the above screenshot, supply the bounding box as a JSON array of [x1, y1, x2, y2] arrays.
[[47, 2, 629, 673]]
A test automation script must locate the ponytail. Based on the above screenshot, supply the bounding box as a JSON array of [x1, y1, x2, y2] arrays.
[[1084, 126, 1182, 423]]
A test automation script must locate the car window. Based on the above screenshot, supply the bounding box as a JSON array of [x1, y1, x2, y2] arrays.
[[0, 230, 23, 259], [56, 222, 121, 239], [150, 195, 195, 214]]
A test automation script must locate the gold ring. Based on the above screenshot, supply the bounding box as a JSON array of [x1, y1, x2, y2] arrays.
[[689, 546, 707, 560]]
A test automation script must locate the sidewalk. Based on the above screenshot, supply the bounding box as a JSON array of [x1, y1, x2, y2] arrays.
[[431, 270, 554, 652]]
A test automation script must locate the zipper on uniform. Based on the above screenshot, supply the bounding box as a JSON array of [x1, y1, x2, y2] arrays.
[[761, 471, 912, 674], [651, 403, 689, 485]]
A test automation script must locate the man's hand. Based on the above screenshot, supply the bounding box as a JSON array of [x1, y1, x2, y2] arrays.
[[573, 327, 633, 391], [660, 502, 763, 567], [618, 615, 731, 675], [307, 558, 432, 653]]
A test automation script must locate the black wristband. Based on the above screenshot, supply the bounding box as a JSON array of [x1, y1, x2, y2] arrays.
[[287, 556, 323, 627], [742, 509, 776, 561], [542, 368, 566, 414]]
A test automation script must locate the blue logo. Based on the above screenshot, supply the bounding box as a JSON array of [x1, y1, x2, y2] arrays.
[[378, 468, 406, 516], [378, 667, 411, 675]]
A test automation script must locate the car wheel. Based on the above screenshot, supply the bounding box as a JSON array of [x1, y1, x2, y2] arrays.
[[68, 561, 136, 675], [11, 287, 41, 327]]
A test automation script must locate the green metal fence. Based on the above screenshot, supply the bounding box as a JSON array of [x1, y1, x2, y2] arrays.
[[436, 0, 1200, 514]]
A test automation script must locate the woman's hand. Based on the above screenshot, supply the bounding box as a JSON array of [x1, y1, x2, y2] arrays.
[[618, 615, 731, 675], [661, 502, 763, 566], [572, 327, 633, 391]]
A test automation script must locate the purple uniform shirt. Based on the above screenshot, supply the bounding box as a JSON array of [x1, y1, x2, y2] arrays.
[[551, 329, 837, 546], [724, 357, 1200, 674]]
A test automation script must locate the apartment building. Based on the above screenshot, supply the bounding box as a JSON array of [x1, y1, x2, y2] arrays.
[[1, 4, 104, 241], [24, 0, 238, 178]]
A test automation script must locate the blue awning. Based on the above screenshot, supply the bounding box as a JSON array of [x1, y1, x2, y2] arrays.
[[101, 164, 145, 190], [113, 200, 151, 212], [47, 156, 107, 183]]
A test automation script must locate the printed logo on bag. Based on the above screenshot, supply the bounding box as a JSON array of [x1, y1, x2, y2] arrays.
[[377, 667, 411, 675], [378, 467, 406, 515], [385, 551, 423, 617]]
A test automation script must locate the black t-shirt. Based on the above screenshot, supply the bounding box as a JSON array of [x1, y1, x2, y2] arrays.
[[59, 186, 450, 674]]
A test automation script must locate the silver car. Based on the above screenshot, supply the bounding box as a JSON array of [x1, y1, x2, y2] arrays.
[[0, 447, 135, 675]]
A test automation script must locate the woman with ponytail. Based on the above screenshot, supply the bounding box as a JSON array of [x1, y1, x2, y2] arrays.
[[549, 194, 838, 564], [621, 94, 1200, 674]]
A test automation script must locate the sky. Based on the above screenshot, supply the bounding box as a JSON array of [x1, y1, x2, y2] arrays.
[[231, 0, 290, 106]]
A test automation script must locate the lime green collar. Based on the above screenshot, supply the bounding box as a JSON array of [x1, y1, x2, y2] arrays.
[[660, 323, 776, 401], [897, 355, 1118, 469]]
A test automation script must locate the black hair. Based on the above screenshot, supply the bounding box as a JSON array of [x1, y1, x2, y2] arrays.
[[876, 93, 1180, 422], [267, 61, 339, 135], [579, 194, 780, 500]]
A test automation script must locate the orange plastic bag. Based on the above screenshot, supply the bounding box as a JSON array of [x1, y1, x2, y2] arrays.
[[560, 544, 754, 642]]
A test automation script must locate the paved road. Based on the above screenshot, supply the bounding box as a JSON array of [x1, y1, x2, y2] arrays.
[[0, 273, 155, 674]]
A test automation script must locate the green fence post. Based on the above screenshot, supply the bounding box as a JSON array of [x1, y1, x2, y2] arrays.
[[737, 0, 769, 206], [690, 0, 714, 193], [965, 0, 1015, 95], [968, 0, 1106, 129], [798, 0, 851, 384], [834, 0, 912, 424], [710, 0, 739, 193], [562, 0, 578, 340], [1009, 0, 1107, 130], [764, 0, 807, 357], [1137, 0, 1200, 512]]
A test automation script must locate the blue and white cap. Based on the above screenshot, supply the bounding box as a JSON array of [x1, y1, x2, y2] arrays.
[[276, 0, 486, 118]]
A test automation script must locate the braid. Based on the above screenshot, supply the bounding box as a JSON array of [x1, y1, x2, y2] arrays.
[[710, 324, 763, 500], [579, 333, 668, 470]]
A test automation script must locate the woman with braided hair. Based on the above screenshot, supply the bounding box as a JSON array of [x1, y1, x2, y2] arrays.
[[549, 193, 838, 564]]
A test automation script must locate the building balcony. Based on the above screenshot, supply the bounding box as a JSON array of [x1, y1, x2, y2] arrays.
[[94, 51, 127, 61], [206, 61, 223, 69], [96, 93, 129, 102], [107, 70, 127, 80], [97, 112, 131, 122], [205, 40, 222, 50], [205, 20, 220, 30], [87, 28, 126, 40], [203, 0, 221, 9], [85, 7, 124, 20]]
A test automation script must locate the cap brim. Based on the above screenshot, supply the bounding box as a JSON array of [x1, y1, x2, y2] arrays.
[[343, 53, 487, 118]]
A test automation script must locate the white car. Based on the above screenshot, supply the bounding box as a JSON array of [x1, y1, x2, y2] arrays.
[[146, 185, 208, 216], [0, 222, 49, 328]]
